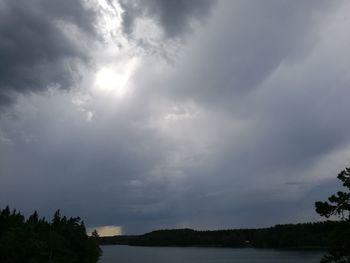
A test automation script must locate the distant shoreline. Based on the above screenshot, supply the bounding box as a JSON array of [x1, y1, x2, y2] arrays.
[[100, 243, 326, 251], [98, 221, 340, 250]]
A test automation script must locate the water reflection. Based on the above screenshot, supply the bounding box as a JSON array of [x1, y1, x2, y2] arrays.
[[99, 245, 323, 263]]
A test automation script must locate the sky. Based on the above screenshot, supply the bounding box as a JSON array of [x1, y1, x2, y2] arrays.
[[1, 0, 350, 236]]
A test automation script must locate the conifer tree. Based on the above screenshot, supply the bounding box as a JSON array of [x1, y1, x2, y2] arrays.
[[315, 167, 350, 263], [0, 207, 101, 263]]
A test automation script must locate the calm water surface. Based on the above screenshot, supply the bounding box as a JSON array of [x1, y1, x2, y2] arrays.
[[99, 245, 323, 263]]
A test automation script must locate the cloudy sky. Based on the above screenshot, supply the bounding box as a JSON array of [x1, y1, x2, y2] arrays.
[[1, 0, 350, 235]]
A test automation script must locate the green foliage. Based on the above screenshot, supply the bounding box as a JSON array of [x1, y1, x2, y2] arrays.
[[315, 167, 350, 263], [0, 207, 101, 263]]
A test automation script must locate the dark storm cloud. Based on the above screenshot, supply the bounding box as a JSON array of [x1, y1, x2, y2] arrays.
[[1, 0, 350, 234], [119, 0, 215, 39], [0, 0, 97, 107]]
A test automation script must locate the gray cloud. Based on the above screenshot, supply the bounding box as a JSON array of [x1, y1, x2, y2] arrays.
[[133, 0, 350, 181], [120, 0, 215, 39], [152, 0, 334, 105], [0, 0, 97, 107]]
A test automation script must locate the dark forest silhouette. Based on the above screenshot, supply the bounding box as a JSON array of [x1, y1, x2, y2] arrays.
[[0, 208, 101, 263], [98, 221, 340, 249], [315, 167, 350, 263]]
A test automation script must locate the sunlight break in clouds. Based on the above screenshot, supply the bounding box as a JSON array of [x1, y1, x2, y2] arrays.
[[93, 58, 139, 99], [87, 225, 122, 237]]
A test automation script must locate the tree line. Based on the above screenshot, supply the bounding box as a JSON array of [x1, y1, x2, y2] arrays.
[[0, 208, 101, 263], [98, 221, 340, 248]]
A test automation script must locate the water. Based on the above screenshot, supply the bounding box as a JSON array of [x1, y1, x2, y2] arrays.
[[99, 245, 323, 263]]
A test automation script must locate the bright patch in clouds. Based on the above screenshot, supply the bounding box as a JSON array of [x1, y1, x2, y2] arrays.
[[93, 58, 139, 98]]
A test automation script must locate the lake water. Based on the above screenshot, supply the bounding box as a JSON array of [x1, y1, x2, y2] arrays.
[[99, 245, 323, 263]]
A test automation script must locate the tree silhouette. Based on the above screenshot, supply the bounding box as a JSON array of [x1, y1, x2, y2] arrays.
[[315, 167, 350, 263], [0, 207, 101, 263], [91, 229, 99, 238]]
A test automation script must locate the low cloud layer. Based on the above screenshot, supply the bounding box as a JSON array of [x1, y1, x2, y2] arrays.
[[1, 0, 350, 234]]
